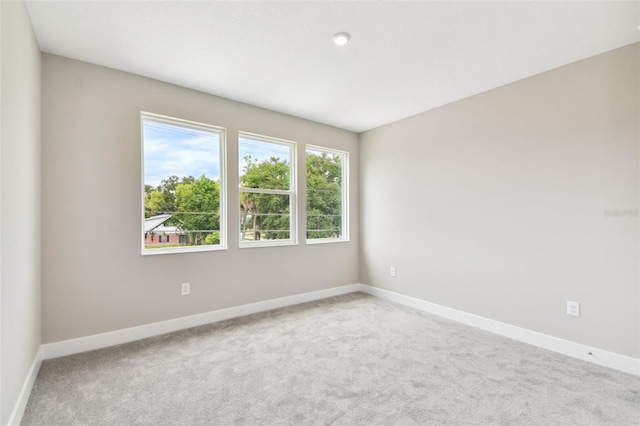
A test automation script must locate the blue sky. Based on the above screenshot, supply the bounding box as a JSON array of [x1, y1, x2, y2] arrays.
[[238, 136, 290, 175], [144, 120, 292, 188], [144, 120, 220, 188]]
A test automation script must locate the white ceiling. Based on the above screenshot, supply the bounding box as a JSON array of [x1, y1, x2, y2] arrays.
[[25, 1, 640, 133]]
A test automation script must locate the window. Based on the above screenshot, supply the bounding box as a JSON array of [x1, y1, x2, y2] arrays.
[[306, 146, 348, 242], [142, 113, 226, 254], [238, 133, 296, 247]]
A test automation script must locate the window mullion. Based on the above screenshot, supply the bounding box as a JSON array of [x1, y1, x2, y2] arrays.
[[239, 187, 291, 196]]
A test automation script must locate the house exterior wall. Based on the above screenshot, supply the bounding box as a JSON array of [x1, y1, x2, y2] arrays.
[[144, 232, 184, 247]]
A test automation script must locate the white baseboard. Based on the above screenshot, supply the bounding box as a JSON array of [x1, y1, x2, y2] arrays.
[[42, 284, 365, 360], [359, 285, 640, 377], [7, 346, 43, 426], [40, 282, 639, 378]]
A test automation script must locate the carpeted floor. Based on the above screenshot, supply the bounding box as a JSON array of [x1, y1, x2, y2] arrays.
[[22, 292, 640, 425]]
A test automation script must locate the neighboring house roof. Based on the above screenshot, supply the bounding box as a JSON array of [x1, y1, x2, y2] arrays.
[[153, 224, 182, 234], [144, 214, 172, 233]]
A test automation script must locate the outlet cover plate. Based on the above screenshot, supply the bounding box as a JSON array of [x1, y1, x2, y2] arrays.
[[567, 301, 579, 317], [181, 282, 190, 296]]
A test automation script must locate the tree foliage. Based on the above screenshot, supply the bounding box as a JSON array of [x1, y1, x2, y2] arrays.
[[144, 174, 219, 246], [306, 152, 342, 239], [144, 151, 343, 246], [240, 156, 290, 240], [237, 152, 343, 241], [175, 175, 220, 244]]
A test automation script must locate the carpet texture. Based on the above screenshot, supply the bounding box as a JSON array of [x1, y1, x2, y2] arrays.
[[22, 293, 640, 425]]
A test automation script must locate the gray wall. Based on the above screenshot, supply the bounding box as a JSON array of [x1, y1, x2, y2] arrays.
[[360, 43, 640, 358], [0, 1, 42, 423], [41, 54, 359, 344]]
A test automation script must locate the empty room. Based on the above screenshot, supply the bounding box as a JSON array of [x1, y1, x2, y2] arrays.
[[2, 0, 639, 425]]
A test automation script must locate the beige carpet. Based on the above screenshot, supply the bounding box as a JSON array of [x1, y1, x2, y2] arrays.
[[22, 292, 640, 425]]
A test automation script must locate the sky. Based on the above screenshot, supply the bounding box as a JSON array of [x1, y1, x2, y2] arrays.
[[238, 136, 290, 175], [143, 119, 292, 189], [144, 119, 221, 188]]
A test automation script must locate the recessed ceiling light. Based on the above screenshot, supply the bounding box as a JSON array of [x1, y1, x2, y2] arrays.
[[333, 32, 351, 46]]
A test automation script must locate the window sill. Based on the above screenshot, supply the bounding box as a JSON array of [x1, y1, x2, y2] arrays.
[[306, 238, 349, 245], [239, 240, 297, 249], [142, 244, 227, 256]]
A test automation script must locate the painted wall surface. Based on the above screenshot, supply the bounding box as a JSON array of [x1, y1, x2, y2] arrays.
[[0, 1, 42, 423], [41, 54, 359, 344], [360, 44, 640, 358]]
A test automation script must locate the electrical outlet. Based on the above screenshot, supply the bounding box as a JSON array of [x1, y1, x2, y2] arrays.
[[181, 282, 190, 296], [390, 267, 396, 277], [567, 301, 579, 317]]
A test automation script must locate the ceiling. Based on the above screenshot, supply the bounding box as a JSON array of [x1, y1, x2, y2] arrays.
[[25, 1, 640, 133]]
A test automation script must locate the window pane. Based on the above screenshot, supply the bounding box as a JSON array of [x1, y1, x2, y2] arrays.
[[240, 193, 290, 241], [238, 133, 296, 246], [143, 115, 224, 252], [306, 147, 346, 240], [239, 136, 291, 190]]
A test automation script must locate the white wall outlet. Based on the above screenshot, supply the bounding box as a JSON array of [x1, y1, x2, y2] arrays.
[[181, 282, 190, 296], [567, 301, 579, 317], [390, 267, 396, 277]]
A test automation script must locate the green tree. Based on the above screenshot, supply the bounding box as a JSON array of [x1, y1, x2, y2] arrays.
[[240, 156, 290, 240], [175, 174, 220, 245], [145, 174, 221, 246], [205, 232, 220, 245], [306, 152, 342, 239], [144, 175, 199, 223], [144, 190, 170, 218]]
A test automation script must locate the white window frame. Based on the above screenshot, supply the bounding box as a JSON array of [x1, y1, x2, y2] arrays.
[[141, 112, 227, 255], [305, 145, 349, 244], [238, 132, 297, 248]]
